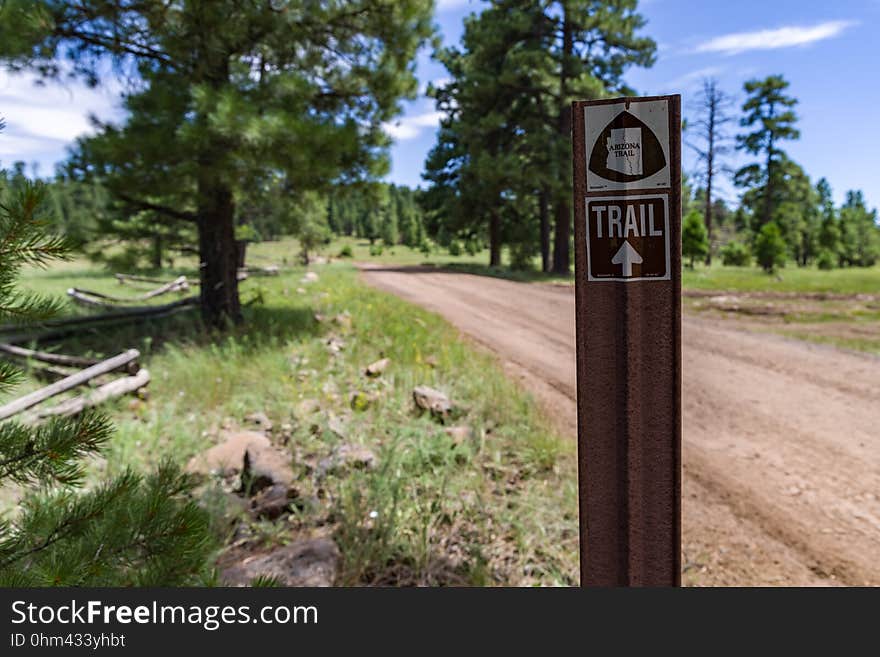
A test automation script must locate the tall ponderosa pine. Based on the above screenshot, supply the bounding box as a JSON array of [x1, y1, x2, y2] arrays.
[[735, 75, 800, 232], [0, 0, 432, 327], [0, 161, 213, 585], [425, 0, 655, 272]]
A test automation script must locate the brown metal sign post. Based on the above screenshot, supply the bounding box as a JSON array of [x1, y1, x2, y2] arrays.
[[572, 95, 682, 586]]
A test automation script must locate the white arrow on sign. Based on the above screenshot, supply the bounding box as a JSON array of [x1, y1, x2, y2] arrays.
[[611, 240, 643, 277]]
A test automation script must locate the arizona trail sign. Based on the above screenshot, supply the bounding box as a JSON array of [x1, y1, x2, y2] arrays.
[[572, 95, 682, 587]]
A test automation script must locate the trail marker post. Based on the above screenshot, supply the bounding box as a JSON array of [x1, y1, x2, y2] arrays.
[[572, 95, 682, 586]]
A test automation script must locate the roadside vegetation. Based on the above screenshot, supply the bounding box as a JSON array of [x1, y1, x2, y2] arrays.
[[12, 250, 578, 586]]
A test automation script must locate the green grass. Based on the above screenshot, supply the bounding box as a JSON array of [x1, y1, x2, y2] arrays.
[[682, 263, 880, 295], [6, 258, 577, 586]]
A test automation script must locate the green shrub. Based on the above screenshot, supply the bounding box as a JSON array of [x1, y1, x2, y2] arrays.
[[720, 241, 752, 267], [816, 250, 835, 270], [682, 210, 709, 268], [464, 239, 481, 256], [419, 240, 432, 256], [448, 240, 462, 256], [338, 244, 354, 258], [369, 244, 384, 257], [754, 222, 787, 273]]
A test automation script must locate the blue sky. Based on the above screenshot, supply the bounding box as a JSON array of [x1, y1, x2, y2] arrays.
[[1, 0, 878, 209]]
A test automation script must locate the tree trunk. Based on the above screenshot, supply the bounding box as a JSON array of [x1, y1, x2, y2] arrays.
[[236, 239, 247, 269], [152, 234, 163, 269], [489, 209, 502, 267], [552, 106, 572, 274], [552, 9, 573, 275], [197, 180, 242, 328], [704, 135, 714, 266], [539, 188, 550, 272]]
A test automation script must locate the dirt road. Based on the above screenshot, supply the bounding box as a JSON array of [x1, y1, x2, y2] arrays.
[[361, 265, 880, 586]]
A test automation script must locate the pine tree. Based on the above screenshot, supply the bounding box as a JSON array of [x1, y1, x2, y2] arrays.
[[424, 0, 655, 272], [681, 209, 709, 268], [735, 75, 800, 232], [0, 136, 214, 585], [838, 191, 880, 267], [0, 1, 433, 328]]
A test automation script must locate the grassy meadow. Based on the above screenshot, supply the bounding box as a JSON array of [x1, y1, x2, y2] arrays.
[[7, 245, 578, 586]]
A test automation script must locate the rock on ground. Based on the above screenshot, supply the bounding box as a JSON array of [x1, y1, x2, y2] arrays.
[[413, 385, 453, 421], [242, 441, 294, 493], [365, 358, 390, 377], [318, 443, 377, 476], [186, 431, 271, 478], [221, 537, 340, 587]]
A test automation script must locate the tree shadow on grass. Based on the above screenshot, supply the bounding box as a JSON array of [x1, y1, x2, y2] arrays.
[[10, 303, 322, 362]]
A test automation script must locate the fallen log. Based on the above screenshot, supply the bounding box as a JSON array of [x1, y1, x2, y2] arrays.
[[0, 343, 99, 368], [30, 368, 150, 420], [0, 296, 199, 344], [72, 276, 189, 304], [0, 349, 140, 421], [116, 273, 199, 286]]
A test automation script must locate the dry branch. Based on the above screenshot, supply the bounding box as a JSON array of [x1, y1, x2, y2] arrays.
[[0, 343, 99, 368], [30, 368, 150, 420], [116, 273, 200, 286], [72, 276, 189, 304], [0, 296, 199, 344], [0, 349, 140, 420]]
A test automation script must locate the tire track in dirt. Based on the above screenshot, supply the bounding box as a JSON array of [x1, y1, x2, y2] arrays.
[[361, 265, 880, 586]]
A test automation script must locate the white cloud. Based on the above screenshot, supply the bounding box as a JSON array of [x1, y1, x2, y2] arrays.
[[436, 0, 474, 12], [695, 20, 857, 55], [0, 69, 123, 167], [665, 66, 725, 90], [383, 111, 444, 141]]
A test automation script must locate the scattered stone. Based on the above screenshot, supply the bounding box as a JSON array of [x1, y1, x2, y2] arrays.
[[413, 385, 453, 421], [313, 313, 326, 323], [244, 411, 273, 432], [250, 483, 299, 520], [326, 337, 345, 354], [295, 398, 321, 417], [297, 287, 307, 294], [221, 537, 339, 587], [311, 256, 328, 265], [186, 431, 271, 478], [444, 425, 472, 445], [318, 443, 377, 476], [365, 358, 390, 377], [241, 442, 294, 494], [333, 312, 352, 329], [278, 423, 294, 443], [300, 271, 319, 284], [327, 414, 347, 439]]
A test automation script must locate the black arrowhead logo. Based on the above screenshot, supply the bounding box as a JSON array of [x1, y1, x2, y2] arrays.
[[589, 111, 666, 183]]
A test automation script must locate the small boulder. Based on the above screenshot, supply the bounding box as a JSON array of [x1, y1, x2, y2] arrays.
[[250, 483, 299, 520], [244, 411, 273, 432], [300, 271, 319, 284], [186, 431, 271, 478], [221, 537, 339, 587], [318, 443, 377, 476], [295, 398, 321, 418], [241, 442, 294, 494], [444, 425, 472, 445], [365, 358, 390, 377], [333, 312, 352, 329], [413, 385, 453, 421], [326, 337, 345, 354]]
